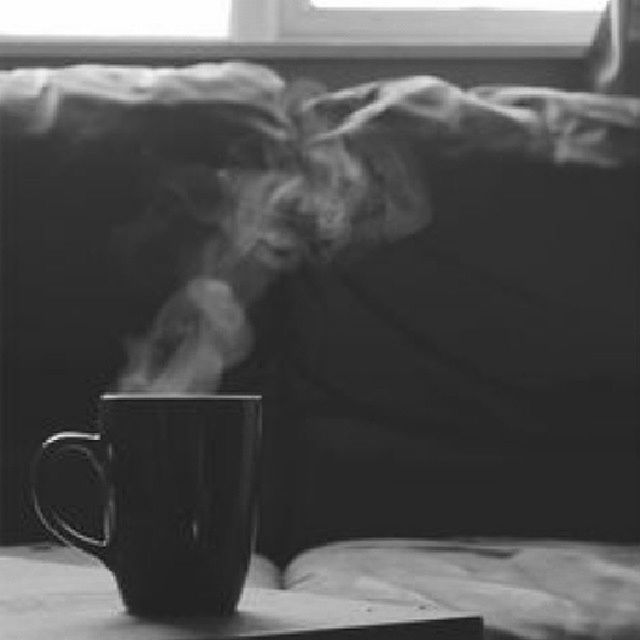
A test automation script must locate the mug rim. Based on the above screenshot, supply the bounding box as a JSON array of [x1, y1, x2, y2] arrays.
[[101, 393, 262, 401]]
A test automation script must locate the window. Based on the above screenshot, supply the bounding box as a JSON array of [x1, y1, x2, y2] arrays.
[[1, 0, 232, 38], [277, 0, 608, 47], [312, 1, 605, 8], [0, 0, 608, 49]]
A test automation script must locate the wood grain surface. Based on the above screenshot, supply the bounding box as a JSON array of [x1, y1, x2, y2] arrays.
[[0, 545, 482, 639]]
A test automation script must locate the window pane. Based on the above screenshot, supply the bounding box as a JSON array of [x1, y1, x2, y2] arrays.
[[312, 0, 607, 10], [1, 0, 231, 37]]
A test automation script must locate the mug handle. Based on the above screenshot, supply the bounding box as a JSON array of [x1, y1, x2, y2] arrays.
[[31, 431, 114, 567]]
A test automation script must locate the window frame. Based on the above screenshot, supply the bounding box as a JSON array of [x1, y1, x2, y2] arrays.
[[0, 0, 606, 59]]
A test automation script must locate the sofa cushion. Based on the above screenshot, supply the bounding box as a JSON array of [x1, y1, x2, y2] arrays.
[[284, 538, 640, 640], [0, 62, 289, 542], [271, 77, 640, 556], [278, 159, 639, 552]]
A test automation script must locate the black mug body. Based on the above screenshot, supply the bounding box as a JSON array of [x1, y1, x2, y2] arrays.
[[32, 393, 262, 617]]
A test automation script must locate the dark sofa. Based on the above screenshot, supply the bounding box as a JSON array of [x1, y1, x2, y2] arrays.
[[1, 62, 639, 638]]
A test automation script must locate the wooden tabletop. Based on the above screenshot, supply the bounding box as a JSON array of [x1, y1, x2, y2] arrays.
[[0, 544, 483, 639]]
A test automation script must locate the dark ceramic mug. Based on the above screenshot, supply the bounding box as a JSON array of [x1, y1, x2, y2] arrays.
[[31, 393, 262, 617]]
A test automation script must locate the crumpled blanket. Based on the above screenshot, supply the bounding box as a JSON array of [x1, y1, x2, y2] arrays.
[[1, 63, 639, 167], [0, 62, 288, 150], [309, 77, 640, 167], [284, 538, 640, 640]]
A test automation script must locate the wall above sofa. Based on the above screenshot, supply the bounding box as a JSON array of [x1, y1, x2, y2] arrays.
[[0, 42, 589, 91]]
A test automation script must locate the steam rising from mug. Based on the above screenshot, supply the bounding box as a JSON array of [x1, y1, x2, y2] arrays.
[[118, 87, 431, 393]]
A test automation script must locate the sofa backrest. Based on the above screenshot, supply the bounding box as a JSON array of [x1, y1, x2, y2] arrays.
[[0, 63, 285, 542], [270, 158, 639, 559], [1, 64, 638, 558]]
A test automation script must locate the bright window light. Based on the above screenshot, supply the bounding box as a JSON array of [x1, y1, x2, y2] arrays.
[[312, 0, 607, 9], [1, 0, 232, 38], [283, 0, 606, 45]]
